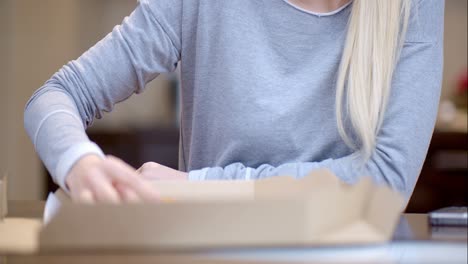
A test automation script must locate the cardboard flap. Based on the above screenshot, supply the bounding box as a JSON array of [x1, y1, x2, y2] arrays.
[[363, 184, 405, 239], [151, 169, 340, 201], [320, 180, 404, 243], [254, 169, 340, 199], [55, 188, 70, 204], [298, 177, 373, 238], [41, 170, 404, 250], [152, 180, 254, 201]]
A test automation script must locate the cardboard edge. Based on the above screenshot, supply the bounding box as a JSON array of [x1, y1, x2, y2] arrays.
[[54, 188, 71, 204], [152, 180, 255, 201], [303, 169, 342, 185], [309, 177, 403, 244], [254, 169, 341, 199], [54, 171, 339, 202], [0, 174, 7, 220], [306, 176, 375, 242], [363, 184, 405, 240]]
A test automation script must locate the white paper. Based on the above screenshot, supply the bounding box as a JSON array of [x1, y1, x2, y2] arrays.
[[43, 192, 62, 225]]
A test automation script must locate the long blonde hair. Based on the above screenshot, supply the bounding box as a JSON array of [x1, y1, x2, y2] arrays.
[[336, 0, 411, 161]]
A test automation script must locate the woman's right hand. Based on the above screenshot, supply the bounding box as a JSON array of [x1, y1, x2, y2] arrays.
[[65, 155, 160, 204]]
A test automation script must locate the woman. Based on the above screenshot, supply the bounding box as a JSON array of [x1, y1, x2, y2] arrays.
[[24, 0, 445, 203]]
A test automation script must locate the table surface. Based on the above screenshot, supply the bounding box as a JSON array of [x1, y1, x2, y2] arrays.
[[1, 201, 467, 264]]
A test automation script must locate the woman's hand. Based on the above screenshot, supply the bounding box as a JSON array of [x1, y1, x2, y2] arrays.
[[65, 155, 160, 203], [136, 162, 188, 181]]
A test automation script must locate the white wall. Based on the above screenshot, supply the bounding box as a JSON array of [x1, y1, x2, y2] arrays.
[[0, 0, 9, 180], [5, 0, 82, 200]]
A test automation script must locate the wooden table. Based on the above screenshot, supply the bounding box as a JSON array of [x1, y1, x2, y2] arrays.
[[1, 201, 466, 264]]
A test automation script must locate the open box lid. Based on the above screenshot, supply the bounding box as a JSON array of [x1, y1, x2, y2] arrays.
[[39, 170, 404, 251]]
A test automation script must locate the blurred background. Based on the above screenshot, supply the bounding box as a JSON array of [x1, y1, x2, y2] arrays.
[[0, 0, 466, 213]]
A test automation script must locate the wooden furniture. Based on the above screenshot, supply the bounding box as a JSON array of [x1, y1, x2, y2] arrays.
[[406, 131, 468, 213]]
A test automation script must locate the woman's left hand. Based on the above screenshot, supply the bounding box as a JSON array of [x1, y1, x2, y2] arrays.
[[136, 162, 188, 181]]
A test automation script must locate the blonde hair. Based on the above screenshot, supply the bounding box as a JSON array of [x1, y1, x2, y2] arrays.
[[336, 0, 412, 161]]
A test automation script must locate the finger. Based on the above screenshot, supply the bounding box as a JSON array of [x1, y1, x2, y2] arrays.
[[137, 169, 156, 180], [78, 189, 95, 204], [136, 162, 173, 181], [104, 156, 160, 202], [114, 182, 140, 203], [135, 167, 142, 174], [86, 169, 121, 204], [69, 177, 90, 203]]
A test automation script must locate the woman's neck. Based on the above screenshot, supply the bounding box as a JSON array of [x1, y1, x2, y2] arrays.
[[287, 0, 351, 14]]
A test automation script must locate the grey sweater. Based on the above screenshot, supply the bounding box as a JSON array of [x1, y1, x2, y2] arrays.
[[24, 0, 444, 198]]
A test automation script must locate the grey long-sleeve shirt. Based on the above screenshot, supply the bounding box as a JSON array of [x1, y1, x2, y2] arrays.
[[24, 0, 444, 199]]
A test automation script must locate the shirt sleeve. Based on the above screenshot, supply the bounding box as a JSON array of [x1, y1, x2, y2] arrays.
[[24, 0, 182, 191], [188, 0, 445, 200]]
